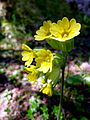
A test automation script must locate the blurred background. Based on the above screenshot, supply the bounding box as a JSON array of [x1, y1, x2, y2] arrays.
[[0, 0, 90, 120]]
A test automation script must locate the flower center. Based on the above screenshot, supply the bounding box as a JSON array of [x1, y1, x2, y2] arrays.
[[62, 33, 68, 38], [46, 32, 51, 36]]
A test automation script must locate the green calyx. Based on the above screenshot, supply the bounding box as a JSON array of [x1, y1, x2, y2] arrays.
[[46, 38, 74, 52]]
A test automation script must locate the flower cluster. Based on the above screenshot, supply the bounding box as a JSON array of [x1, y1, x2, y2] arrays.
[[21, 17, 81, 96], [21, 44, 54, 96], [34, 17, 81, 42]]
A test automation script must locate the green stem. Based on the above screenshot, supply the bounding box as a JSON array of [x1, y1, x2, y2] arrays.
[[57, 52, 67, 120], [57, 67, 65, 120]]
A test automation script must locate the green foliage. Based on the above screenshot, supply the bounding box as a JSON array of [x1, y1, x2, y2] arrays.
[[6, 0, 72, 35], [74, 102, 84, 112], [26, 95, 50, 120], [66, 75, 83, 85], [35, 0, 71, 21], [26, 109, 35, 120], [83, 15, 90, 28], [8, 74, 16, 83], [69, 88, 85, 102], [51, 105, 64, 120], [0, 33, 5, 42], [52, 105, 59, 117], [72, 118, 77, 120], [5, 108, 11, 113], [40, 105, 49, 119], [76, 94, 84, 101], [8, 70, 21, 85], [80, 117, 88, 120], [26, 96, 41, 119]]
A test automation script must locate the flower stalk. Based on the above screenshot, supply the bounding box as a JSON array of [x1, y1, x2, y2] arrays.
[[57, 52, 67, 120], [57, 66, 65, 120]]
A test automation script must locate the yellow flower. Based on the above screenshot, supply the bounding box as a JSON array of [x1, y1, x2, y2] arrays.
[[35, 49, 53, 73], [50, 17, 81, 42], [40, 83, 52, 96], [34, 20, 52, 40], [21, 44, 35, 67], [25, 65, 38, 83]]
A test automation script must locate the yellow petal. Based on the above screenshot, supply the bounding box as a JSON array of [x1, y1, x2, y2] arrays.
[[69, 31, 80, 38], [22, 44, 32, 51], [39, 62, 51, 73], [25, 65, 36, 72], [22, 52, 31, 61], [70, 23, 81, 33], [21, 51, 30, 56], [41, 83, 52, 96], [57, 20, 64, 33], [22, 51, 32, 60], [24, 58, 33, 66], [35, 20, 52, 41], [34, 35, 45, 40], [50, 23, 60, 37], [70, 18, 76, 26], [27, 73, 36, 82], [62, 17, 69, 30], [35, 49, 53, 73], [43, 20, 52, 29]]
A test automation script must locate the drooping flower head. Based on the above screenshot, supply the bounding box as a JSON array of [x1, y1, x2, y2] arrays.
[[35, 49, 54, 73], [40, 83, 52, 96], [34, 20, 52, 40], [50, 17, 81, 42], [25, 65, 38, 83], [21, 44, 35, 67]]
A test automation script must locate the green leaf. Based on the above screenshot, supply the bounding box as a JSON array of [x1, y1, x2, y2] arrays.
[[5, 108, 11, 113], [72, 118, 77, 120], [52, 105, 59, 117], [40, 105, 48, 113], [26, 109, 34, 119], [80, 117, 88, 120], [40, 105, 49, 119], [76, 94, 84, 101], [66, 75, 83, 85]]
